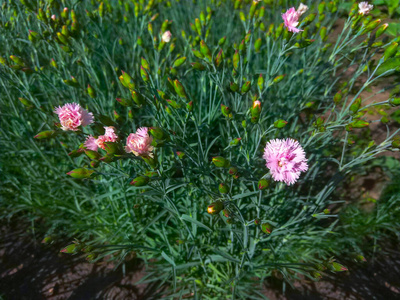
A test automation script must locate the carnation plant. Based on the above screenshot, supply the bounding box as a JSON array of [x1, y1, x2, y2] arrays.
[[1, 0, 400, 298]]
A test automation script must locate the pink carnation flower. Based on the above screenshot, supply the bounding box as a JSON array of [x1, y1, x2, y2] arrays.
[[125, 127, 154, 157], [263, 138, 308, 185], [85, 126, 118, 151], [282, 7, 303, 33], [54, 103, 94, 131]]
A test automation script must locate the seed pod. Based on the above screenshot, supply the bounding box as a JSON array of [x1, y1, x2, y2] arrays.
[[212, 156, 230, 168], [219, 183, 229, 194], [258, 179, 269, 190], [130, 176, 150, 186], [34, 130, 55, 139], [274, 119, 288, 128], [67, 168, 94, 179]]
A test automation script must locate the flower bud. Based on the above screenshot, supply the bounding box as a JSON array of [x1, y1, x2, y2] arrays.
[[261, 223, 273, 234], [85, 150, 101, 160], [120, 71, 135, 90], [186, 101, 193, 112], [87, 84, 96, 98], [258, 74, 264, 90], [140, 66, 150, 82], [375, 23, 388, 38], [232, 50, 240, 70], [300, 13, 316, 27], [90, 161, 99, 168], [230, 82, 239, 93], [254, 38, 262, 52], [150, 127, 167, 140], [131, 90, 145, 106], [273, 74, 285, 84], [176, 151, 185, 159], [141, 57, 150, 71], [60, 244, 77, 254], [195, 18, 202, 36], [333, 91, 342, 105], [251, 100, 261, 117], [34, 130, 55, 139], [116, 97, 133, 107], [215, 49, 224, 68], [192, 48, 204, 59], [207, 201, 224, 215], [218, 36, 227, 46], [361, 19, 381, 35], [228, 167, 238, 175], [67, 168, 94, 179], [130, 176, 150, 186], [200, 40, 212, 60], [230, 137, 241, 146], [173, 56, 186, 68], [384, 42, 398, 61], [219, 183, 229, 194], [258, 179, 269, 190], [174, 79, 187, 98], [221, 104, 232, 118], [241, 81, 251, 94], [392, 136, 400, 149], [274, 119, 288, 128], [10, 55, 24, 66], [212, 156, 230, 168], [329, 262, 348, 272], [349, 97, 361, 115], [350, 119, 369, 128]]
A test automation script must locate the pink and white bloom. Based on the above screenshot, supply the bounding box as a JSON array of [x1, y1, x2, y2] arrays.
[[263, 138, 308, 186], [54, 103, 94, 131], [162, 31, 172, 43], [125, 127, 154, 157], [85, 126, 118, 151], [282, 7, 303, 33], [296, 3, 308, 16], [358, 2, 373, 15]]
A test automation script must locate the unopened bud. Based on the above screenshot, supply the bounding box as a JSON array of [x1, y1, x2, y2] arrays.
[[219, 183, 229, 194], [258, 179, 269, 190], [207, 201, 224, 215], [261, 223, 273, 234], [212, 156, 230, 168], [67, 168, 94, 179], [130, 176, 150, 187], [274, 119, 288, 128]]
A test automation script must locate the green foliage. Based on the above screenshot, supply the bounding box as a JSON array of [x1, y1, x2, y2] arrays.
[[1, 0, 400, 298]]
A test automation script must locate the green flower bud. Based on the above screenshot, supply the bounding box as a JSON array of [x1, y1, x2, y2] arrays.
[[120, 71, 135, 90], [173, 56, 186, 68], [141, 57, 150, 71], [85, 150, 101, 160], [174, 79, 187, 98], [150, 127, 167, 140], [60, 244, 77, 254], [195, 18, 202, 36], [254, 38, 262, 52], [228, 167, 238, 175], [131, 91, 145, 106], [10, 55, 24, 66], [301, 13, 316, 27], [200, 40, 212, 60], [218, 36, 227, 46], [140, 66, 150, 82], [230, 82, 239, 93], [221, 104, 231, 118], [232, 50, 240, 70], [207, 201, 224, 215], [192, 48, 204, 59], [333, 91, 342, 105], [87, 84, 96, 98], [273, 74, 286, 83], [67, 168, 94, 179], [384, 42, 398, 61], [258, 74, 264, 90], [274, 119, 288, 128], [392, 136, 400, 148], [191, 62, 206, 71], [186, 101, 193, 112], [375, 23, 388, 38], [212, 156, 230, 168], [241, 81, 251, 94], [349, 97, 361, 115], [34, 130, 55, 139], [116, 97, 133, 107], [350, 119, 369, 128], [215, 49, 224, 68], [261, 223, 273, 234], [230, 137, 241, 146], [130, 176, 150, 187], [258, 179, 269, 190], [219, 183, 229, 194]]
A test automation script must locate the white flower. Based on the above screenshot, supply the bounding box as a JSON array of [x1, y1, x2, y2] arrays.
[[358, 2, 373, 15], [162, 31, 172, 43], [297, 3, 309, 16]]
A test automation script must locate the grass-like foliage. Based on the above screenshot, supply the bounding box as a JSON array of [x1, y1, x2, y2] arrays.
[[1, 0, 400, 298]]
